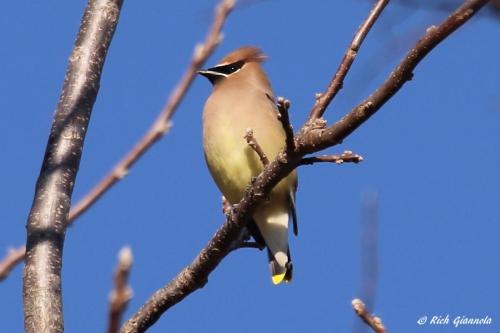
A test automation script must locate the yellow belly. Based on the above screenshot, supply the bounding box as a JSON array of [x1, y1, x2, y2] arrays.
[[203, 112, 295, 205]]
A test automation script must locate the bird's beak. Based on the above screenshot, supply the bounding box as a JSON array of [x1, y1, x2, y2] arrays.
[[197, 69, 217, 78], [197, 69, 225, 85], [197, 69, 211, 76]]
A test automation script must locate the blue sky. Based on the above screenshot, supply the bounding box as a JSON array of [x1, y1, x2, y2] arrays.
[[1, 1, 499, 332]]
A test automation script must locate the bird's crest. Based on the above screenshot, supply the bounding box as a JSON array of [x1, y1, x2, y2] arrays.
[[218, 46, 267, 66]]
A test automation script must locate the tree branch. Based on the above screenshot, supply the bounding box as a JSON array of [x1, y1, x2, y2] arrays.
[[297, 0, 489, 153], [308, 0, 389, 121], [276, 97, 295, 153], [244, 128, 270, 166], [221, 196, 232, 215], [300, 150, 363, 166], [352, 299, 387, 333], [0, 0, 236, 285], [121, 1, 488, 331], [108, 247, 133, 333], [0, 246, 26, 281], [22, 1, 123, 332]]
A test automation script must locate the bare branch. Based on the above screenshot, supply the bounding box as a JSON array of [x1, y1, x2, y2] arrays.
[[308, 0, 389, 120], [244, 128, 270, 166], [276, 97, 295, 152], [68, 0, 236, 223], [300, 150, 363, 166], [23, 1, 123, 332], [108, 247, 133, 333], [352, 299, 388, 333], [0, 0, 236, 284], [121, 1, 488, 332], [298, 0, 490, 153], [0, 246, 25, 281]]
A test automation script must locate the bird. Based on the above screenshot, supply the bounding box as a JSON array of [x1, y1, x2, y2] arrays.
[[199, 46, 298, 285]]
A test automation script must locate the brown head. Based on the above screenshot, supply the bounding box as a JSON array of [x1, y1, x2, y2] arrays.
[[198, 46, 268, 86]]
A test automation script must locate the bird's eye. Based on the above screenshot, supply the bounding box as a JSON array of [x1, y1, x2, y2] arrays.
[[209, 60, 244, 76]]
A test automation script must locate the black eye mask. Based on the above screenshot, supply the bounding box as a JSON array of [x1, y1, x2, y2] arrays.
[[208, 60, 245, 75]]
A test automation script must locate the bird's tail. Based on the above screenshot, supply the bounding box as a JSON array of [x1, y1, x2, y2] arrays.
[[253, 204, 292, 285], [268, 247, 293, 284]]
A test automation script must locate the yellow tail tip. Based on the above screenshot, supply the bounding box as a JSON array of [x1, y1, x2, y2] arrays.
[[272, 273, 286, 285]]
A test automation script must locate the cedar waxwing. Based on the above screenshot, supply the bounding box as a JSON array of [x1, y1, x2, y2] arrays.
[[199, 46, 298, 285]]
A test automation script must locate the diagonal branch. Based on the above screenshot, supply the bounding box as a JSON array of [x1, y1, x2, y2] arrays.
[[0, 246, 26, 281], [23, 1, 124, 332], [121, 1, 488, 332], [308, 0, 389, 121], [244, 128, 270, 166], [0, 0, 236, 284], [300, 150, 363, 166]]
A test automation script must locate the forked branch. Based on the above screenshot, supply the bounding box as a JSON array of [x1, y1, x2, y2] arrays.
[[308, 0, 389, 120], [297, 0, 489, 153]]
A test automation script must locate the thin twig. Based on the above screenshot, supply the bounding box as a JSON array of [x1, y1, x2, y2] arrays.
[[0, 0, 236, 285], [121, 1, 488, 332], [308, 0, 389, 121], [244, 128, 270, 166], [300, 150, 363, 166], [276, 97, 295, 152], [0, 246, 26, 281], [23, 1, 123, 332], [108, 247, 133, 333], [352, 299, 387, 333], [68, 0, 236, 223], [221, 196, 232, 215]]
